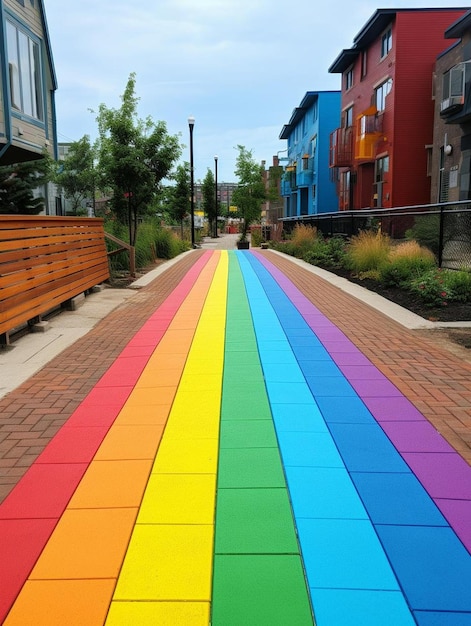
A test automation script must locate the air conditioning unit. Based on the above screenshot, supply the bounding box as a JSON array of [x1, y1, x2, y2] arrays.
[[440, 95, 464, 114]]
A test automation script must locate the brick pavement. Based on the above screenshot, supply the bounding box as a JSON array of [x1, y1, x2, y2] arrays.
[[1, 247, 470, 505]]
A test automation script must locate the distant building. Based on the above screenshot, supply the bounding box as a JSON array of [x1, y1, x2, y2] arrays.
[[262, 156, 284, 225], [0, 0, 58, 166], [279, 91, 341, 217], [328, 7, 467, 211], [194, 181, 238, 214]]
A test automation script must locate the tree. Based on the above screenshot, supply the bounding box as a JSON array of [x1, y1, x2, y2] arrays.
[[202, 168, 216, 237], [232, 145, 266, 241], [167, 163, 190, 238], [54, 136, 97, 215], [0, 155, 52, 214], [96, 73, 181, 246]]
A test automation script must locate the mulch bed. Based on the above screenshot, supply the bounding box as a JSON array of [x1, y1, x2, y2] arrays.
[[328, 267, 471, 351], [338, 272, 471, 323]]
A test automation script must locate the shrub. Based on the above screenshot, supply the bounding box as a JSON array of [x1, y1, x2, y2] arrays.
[[405, 215, 440, 256], [444, 270, 471, 303], [286, 224, 319, 257], [154, 228, 189, 259], [104, 219, 189, 272], [379, 241, 436, 287], [250, 227, 263, 247], [136, 221, 161, 266], [389, 240, 436, 264], [270, 240, 298, 257], [346, 230, 391, 273], [409, 268, 453, 307], [304, 236, 347, 269], [291, 224, 318, 248]]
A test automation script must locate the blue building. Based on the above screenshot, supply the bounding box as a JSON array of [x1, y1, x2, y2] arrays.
[[280, 91, 340, 216]]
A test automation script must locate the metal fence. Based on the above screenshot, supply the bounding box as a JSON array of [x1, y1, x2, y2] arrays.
[[280, 201, 471, 269]]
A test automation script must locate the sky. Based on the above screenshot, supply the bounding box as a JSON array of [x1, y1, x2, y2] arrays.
[[44, 0, 470, 183]]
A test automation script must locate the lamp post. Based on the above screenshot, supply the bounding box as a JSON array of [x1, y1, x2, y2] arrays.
[[214, 155, 218, 238], [188, 116, 195, 248]]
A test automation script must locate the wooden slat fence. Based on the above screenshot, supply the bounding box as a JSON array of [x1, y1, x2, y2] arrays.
[[0, 216, 110, 344]]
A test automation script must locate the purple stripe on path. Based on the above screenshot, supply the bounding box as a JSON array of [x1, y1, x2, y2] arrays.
[[435, 499, 471, 553], [402, 453, 471, 500], [381, 421, 458, 454], [362, 396, 426, 422]]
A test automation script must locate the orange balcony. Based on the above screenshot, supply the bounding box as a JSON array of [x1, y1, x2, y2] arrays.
[[355, 106, 382, 161]]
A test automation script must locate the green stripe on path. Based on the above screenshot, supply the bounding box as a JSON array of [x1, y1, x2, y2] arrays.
[[210, 252, 314, 626]]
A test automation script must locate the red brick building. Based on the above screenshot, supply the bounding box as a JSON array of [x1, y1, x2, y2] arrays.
[[328, 8, 468, 211]]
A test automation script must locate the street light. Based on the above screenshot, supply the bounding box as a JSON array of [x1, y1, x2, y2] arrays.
[[188, 116, 195, 248], [214, 155, 218, 238]]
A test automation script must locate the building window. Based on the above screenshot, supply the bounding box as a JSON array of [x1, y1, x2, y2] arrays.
[[361, 51, 367, 79], [345, 67, 353, 90], [375, 78, 392, 112], [6, 20, 44, 121], [426, 146, 433, 177], [311, 135, 317, 160], [375, 155, 389, 181], [381, 27, 392, 58], [344, 106, 353, 128], [442, 64, 466, 104]]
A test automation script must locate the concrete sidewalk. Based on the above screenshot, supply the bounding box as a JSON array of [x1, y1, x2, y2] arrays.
[[0, 243, 470, 624]]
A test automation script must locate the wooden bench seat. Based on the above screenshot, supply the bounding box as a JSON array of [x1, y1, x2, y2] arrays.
[[0, 216, 110, 344]]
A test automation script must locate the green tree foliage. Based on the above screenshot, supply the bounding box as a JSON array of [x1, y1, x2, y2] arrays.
[[232, 145, 266, 240], [202, 168, 216, 237], [96, 73, 181, 246], [0, 155, 52, 214], [54, 136, 97, 215], [167, 163, 190, 237]]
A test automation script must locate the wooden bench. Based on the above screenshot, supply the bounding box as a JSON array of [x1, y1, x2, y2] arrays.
[[0, 216, 110, 345]]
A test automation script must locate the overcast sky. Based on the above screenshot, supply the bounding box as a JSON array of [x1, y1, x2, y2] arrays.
[[44, 0, 470, 182]]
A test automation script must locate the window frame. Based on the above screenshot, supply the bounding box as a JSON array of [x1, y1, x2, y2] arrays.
[[442, 64, 466, 101], [6, 17, 44, 122], [381, 27, 392, 59], [375, 155, 389, 182], [361, 50, 368, 79], [345, 67, 354, 90], [344, 106, 353, 128], [375, 78, 393, 112]]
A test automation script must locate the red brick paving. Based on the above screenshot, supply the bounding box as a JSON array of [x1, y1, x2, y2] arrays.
[[0, 248, 470, 503]]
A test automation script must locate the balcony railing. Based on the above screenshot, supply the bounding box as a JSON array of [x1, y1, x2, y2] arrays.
[[355, 109, 383, 161], [281, 179, 292, 196], [297, 169, 313, 186], [330, 127, 353, 167]]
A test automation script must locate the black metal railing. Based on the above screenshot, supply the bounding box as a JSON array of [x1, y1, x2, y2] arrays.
[[280, 200, 471, 269]]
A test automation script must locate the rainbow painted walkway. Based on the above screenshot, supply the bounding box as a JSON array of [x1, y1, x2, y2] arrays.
[[1, 250, 471, 625]]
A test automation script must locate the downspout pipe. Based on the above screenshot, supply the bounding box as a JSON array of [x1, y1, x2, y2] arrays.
[[0, 0, 13, 161]]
